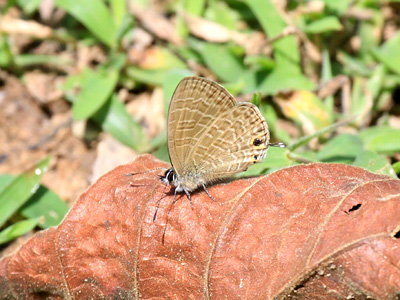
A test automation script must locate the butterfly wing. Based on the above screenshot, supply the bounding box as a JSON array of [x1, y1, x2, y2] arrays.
[[190, 102, 270, 182], [167, 77, 236, 175]]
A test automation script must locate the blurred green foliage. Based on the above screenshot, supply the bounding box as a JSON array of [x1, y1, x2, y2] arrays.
[[0, 158, 69, 245]]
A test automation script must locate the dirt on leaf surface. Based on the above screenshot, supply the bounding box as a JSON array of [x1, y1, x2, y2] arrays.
[[0, 154, 399, 299]]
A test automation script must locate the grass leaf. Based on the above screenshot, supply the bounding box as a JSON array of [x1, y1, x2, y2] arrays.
[[0, 157, 50, 228], [55, 0, 117, 47]]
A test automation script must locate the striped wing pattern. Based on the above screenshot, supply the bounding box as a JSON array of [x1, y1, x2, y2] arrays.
[[191, 102, 269, 181], [167, 77, 269, 190]]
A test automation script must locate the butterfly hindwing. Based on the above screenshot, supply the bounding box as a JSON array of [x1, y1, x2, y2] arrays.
[[189, 102, 269, 182]]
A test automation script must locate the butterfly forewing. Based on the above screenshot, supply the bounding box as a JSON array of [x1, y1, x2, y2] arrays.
[[168, 77, 236, 175]]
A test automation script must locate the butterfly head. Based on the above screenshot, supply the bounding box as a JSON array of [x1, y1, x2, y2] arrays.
[[160, 167, 202, 194], [159, 168, 176, 186]]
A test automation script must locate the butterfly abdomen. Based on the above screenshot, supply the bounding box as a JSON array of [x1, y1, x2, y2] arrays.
[[176, 166, 218, 191]]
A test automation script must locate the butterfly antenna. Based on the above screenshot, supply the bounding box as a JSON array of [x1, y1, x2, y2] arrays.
[[269, 142, 285, 148], [153, 184, 169, 222], [126, 167, 168, 177]]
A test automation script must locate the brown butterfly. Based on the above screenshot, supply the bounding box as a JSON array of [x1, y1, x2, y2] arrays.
[[158, 76, 284, 205]]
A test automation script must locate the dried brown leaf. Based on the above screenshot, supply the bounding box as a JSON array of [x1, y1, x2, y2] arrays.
[[129, 3, 182, 45], [0, 155, 399, 299], [24, 71, 64, 104], [181, 11, 242, 43], [181, 11, 267, 57], [0, 17, 52, 39]]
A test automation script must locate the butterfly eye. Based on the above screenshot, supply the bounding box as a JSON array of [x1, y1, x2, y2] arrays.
[[166, 169, 175, 182], [253, 138, 263, 146]]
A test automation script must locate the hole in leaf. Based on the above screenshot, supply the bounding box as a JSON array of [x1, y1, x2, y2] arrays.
[[348, 203, 361, 212], [34, 291, 53, 297], [391, 224, 400, 238], [293, 276, 311, 291], [0, 154, 7, 163], [104, 220, 111, 231], [294, 283, 305, 291]]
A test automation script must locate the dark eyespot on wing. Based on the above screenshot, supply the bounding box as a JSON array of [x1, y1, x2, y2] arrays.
[[253, 138, 262, 146]]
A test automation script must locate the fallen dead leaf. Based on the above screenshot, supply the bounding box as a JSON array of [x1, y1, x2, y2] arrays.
[[126, 87, 166, 138], [91, 134, 138, 184], [24, 71, 64, 104], [0, 155, 399, 299], [181, 11, 245, 43], [180, 11, 268, 56], [275, 90, 330, 139], [317, 75, 349, 100], [129, 3, 182, 45], [0, 74, 94, 205], [0, 16, 52, 39]]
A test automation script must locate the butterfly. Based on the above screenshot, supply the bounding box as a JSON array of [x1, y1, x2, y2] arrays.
[[158, 76, 283, 206]]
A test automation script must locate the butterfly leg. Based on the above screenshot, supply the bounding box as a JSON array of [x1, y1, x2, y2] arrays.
[[202, 183, 216, 202], [153, 184, 169, 222], [183, 188, 194, 209]]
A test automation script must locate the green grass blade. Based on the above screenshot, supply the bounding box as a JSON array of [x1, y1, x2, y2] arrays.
[[303, 16, 342, 33], [358, 126, 400, 154], [15, 54, 72, 67], [317, 134, 363, 164], [189, 39, 246, 83], [353, 150, 397, 178], [55, 0, 117, 47], [72, 68, 119, 120], [0, 175, 14, 192], [0, 218, 41, 245], [0, 174, 68, 229], [373, 32, 400, 75], [20, 186, 69, 229], [0, 156, 50, 228], [92, 93, 149, 152], [288, 116, 358, 152]]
